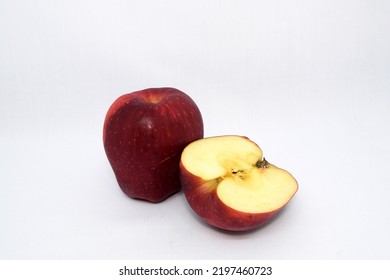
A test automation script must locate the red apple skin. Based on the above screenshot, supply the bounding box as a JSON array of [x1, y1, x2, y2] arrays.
[[180, 162, 286, 231], [103, 88, 203, 202]]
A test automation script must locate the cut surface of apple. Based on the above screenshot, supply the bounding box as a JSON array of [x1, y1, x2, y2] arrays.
[[180, 135, 298, 231]]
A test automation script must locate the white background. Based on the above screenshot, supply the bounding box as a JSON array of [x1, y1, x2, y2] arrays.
[[1, 0, 390, 259]]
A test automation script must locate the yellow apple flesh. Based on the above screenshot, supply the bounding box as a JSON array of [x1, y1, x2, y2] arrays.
[[180, 135, 298, 231]]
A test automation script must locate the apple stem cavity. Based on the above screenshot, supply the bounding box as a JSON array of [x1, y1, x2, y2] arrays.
[[256, 158, 269, 169]]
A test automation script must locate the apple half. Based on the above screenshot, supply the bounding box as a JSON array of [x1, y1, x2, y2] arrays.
[[180, 135, 298, 231]]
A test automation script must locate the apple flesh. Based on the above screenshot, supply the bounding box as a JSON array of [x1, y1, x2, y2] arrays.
[[180, 135, 298, 231], [103, 88, 203, 202]]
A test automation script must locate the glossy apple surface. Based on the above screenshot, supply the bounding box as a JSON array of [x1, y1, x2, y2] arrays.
[[103, 87, 203, 202], [180, 135, 298, 231]]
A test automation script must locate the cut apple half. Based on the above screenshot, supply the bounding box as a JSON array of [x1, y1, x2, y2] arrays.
[[180, 135, 298, 231]]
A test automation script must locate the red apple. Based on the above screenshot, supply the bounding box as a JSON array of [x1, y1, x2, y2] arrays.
[[103, 87, 203, 202], [180, 135, 298, 231]]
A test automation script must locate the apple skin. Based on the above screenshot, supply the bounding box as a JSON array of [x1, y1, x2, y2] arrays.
[[180, 164, 282, 231], [103, 87, 203, 202]]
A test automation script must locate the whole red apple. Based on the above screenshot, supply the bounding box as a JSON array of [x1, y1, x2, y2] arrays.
[[180, 135, 298, 231], [103, 87, 203, 202]]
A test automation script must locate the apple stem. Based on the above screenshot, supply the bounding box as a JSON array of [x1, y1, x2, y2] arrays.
[[256, 158, 269, 169]]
